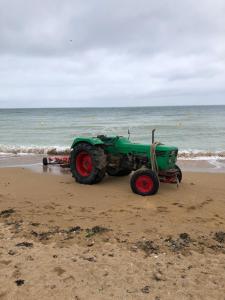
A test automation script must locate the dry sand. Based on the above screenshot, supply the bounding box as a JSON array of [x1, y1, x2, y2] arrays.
[[0, 167, 225, 300]]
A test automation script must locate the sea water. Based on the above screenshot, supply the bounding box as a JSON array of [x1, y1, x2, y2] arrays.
[[0, 106, 225, 159]]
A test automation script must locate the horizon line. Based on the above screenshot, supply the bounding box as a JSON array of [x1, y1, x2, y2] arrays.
[[1, 104, 225, 109]]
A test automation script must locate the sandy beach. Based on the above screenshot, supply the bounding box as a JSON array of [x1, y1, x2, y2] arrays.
[[0, 167, 224, 299], [1, 0, 225, 298]]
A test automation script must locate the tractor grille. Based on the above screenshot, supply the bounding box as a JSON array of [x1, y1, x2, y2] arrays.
[[169, 150, 178, 157], [156, 150, 167, 157]]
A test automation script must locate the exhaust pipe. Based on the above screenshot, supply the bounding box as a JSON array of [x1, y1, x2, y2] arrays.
[[152, 129, 156, 144]]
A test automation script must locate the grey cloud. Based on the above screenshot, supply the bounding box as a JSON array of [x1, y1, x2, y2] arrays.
[[0, 0, 225, 107]]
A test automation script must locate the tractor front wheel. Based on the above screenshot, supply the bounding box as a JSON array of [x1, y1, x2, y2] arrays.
[[130, 169, 159, 196], [175, 164, 182, 182], [70, 143, 106, 184]]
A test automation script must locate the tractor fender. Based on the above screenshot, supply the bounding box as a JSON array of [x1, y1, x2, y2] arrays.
[[71, 137, 104, 149]]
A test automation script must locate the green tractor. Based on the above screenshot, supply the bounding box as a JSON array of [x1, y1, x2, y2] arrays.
[[70, 130, 182, 196]]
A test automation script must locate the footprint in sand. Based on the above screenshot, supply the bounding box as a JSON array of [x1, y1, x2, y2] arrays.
[[172, 202, 183, 207], [0, 260, 11, 266], [30, 222, 40, 227], [80, 207, 95, 212], [187, 198, 214, 211], [187, 205, 196, 211], [12, 267, 22, 278], [199, 198, 213, 208], [157, 206, 169, 213], [214, 214, 224, 220], [132, 207, 144, 210], [24, 200, 32, 204], [51, 202, 61, 207], [44, 205, 55, 210], [63, 275, 75, 283], [0, 292, 7, 298], [53, 266, 66, 276]]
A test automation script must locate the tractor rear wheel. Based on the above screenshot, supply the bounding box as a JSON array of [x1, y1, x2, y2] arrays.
[[175, 164, 182, 182], [130, 169, 159, 196], [70, 143, 106, 184], [107, 166, 131, 177]]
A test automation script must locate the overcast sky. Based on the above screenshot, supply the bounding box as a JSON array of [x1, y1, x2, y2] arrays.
[[0, 0, 225, 108]]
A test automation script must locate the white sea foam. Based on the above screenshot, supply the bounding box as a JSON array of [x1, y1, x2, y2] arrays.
[[178, 150, 225, 160], [0, 145, 70, 156]]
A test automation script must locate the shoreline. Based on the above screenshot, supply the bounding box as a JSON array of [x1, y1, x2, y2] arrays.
[[0, 154, 225, 174]]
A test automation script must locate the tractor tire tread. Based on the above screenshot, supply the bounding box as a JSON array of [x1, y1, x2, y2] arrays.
[[130, 169, 159, 196], [70, 143, 106, 184], [175, 164, 182, 182]]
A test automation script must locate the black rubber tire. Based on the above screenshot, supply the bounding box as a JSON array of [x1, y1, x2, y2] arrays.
[[107, 167, 131, 177], [43, 157, 48, 166], [130, 169, 159, 196], [70, 143, 106, 184], [94, 169, 106, 183], [175, 165, 182, 182]]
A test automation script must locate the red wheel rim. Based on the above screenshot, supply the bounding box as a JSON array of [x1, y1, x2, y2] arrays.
[[76, 151, 93, 177], [135, 175, 153, 193]]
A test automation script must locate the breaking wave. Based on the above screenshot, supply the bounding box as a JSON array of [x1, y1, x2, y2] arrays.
[[178, 151, 225, 160], [0, 145, 225, 160], [0, 145, 70, 156]]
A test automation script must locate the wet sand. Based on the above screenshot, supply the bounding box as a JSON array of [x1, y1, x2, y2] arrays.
[[0, 167, 225, 299], [1, 153, 225, 173]]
